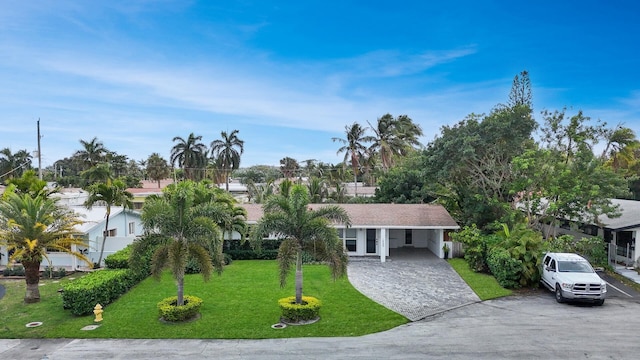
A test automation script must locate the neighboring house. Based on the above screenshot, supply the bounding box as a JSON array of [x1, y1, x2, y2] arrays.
[[539, 199, 640, 267], [0, 205, 143, 269], [242, 203, 459, 262]]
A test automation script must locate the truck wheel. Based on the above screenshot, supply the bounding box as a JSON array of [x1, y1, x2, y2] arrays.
[[594, 299, 604, 306], [555, 285, 565, 303]]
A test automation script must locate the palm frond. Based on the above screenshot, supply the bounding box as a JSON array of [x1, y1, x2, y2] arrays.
[[277, 238, 299, 288]]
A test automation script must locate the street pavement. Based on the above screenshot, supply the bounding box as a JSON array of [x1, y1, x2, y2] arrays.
[[2, 294, 639, 360]]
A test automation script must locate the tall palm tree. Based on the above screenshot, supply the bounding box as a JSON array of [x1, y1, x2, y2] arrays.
[[251, 185, 351, 304], [332, 122, 374, 196], [75, 137, 108, 170], [146, 153, 171, 188], [368, 114, 423, 171], [140, 181, 228, 306], [84, 179, 134, 266], [0, 190, 89, 303], [0, 148, 32, 180], [170, 133, 208, 181], [210, 130, 244, 191]]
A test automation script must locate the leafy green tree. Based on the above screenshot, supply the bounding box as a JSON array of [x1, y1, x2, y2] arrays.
[[146, 153, 171, 188], [0, 190, 89, 303], [170, 133, 208, 181], [507, 70, 532, 108], [80, 163, 113, 185], [84, 179, 134, 266], [374, 153, 433, 203], [4, 170, 49, 197], [210, 130, 244, 191], [279, 157, 300, 178], [251, 184, 351, 304], [333, 122, 374, 196], [140, 181, 229, 306]]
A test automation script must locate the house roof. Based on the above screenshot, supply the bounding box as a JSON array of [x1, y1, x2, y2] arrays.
[[69, 206, 141, 234], [241, 203, 459, 229], [596, 199, 640, 230]]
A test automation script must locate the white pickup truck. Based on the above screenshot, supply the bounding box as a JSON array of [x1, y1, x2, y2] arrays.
[[540, 252, 606, 305]]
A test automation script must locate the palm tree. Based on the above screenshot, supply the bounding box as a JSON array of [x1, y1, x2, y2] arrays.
[[210, 130, 244, 191], [332, 122, 374, 196], [251, 184, 351, 304], [0, 148, 32, 180], [368, 114, 423, 171], [80, 163, 113, 185], [0, 190, 90, 303], [84, 179, 134, 266], [140, 181, 228, 306], [170, 133, 208, 181], [146, 153, 171, 188], [74, 137, 108, 170]]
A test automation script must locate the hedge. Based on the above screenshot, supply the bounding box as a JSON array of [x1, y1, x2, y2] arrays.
[[104, 245, 132, 269], [158, 295, 203, 322], [62, 269, 136, 315], [486, 247, 521, 289], [278, 296, 321, 322]]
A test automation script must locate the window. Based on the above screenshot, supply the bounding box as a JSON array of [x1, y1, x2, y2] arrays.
[[405, 229, 413, 245], [128, 222, 136, 235], [103, 229, 117, 237], [338, 228, 357, 252]]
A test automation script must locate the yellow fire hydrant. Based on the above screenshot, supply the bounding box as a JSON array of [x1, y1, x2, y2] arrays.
[[93, 304, 103, 323]]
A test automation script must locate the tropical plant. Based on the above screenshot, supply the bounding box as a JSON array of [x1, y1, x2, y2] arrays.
[[210, 130, 244, 191], [80, 163, 113, 185], [333, 122, 374, 196], [250, 184, 351, 304], [368, 114, 423, 171], [0, 190, 90, 303], [139, 181, 229, 306], [170, 133, 208, 181], [84, 179, 134, 266], [74, 137, 108, 170], [146, 153, 171, 188], [0, 148, 32, 180], [279, 157, 300, 178]]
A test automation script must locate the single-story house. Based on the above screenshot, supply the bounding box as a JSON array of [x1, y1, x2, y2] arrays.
[[538, 199, 640, 267], [241, 203, 460, 262]]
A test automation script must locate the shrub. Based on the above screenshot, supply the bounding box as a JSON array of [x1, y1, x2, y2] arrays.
[[158, 295, 203, 322], [104, 245, 132, 269], [278, 296, 321, 322], [42, 267, 67, 279], [62, 269, 136, 315], [487, 247, 522, 289], [2, 265, 25, 277], [129, 234, 168, 281], [451, 225, 489, 272]]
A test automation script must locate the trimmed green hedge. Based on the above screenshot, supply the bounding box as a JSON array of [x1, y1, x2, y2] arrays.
[[62, 269, 136, 315], [278, 296, 321, 322], [158, 295, 203, 322], [104, 245, 132, 269], [487, 247, 521, 289]]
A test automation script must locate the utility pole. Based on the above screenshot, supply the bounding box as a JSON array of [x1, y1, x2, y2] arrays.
[[37, 119, 43, 180]]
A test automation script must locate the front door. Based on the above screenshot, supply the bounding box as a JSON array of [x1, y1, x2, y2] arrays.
[[366, 229, 376, 254]]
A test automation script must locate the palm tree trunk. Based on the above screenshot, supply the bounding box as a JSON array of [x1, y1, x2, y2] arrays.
[[177, 274, 185, 306], [97, 209, 110, 266], [295, 251, 303, 304], [23, 259, 41, 303]]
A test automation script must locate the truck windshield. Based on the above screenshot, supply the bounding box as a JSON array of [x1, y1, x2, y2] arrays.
[[558, 261, 593, 273]]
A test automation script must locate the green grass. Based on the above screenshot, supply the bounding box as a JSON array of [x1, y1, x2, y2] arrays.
[[447, 258, 513, 300], [0, 260, 407, 339]]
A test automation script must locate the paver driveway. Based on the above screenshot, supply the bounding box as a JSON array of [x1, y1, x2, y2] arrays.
[[347, 249, 480, 321]]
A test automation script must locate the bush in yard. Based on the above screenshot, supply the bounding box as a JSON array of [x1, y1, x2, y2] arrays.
[[129, 234, 168, 281], [2, 265, 25, 276], [158, 295, 203, 322], [62, 269, 136, 315], [278, 296, 321, 322], [104, 245, 132, 269], [487, 247, 522, 289], [451, 225, 489, 272]]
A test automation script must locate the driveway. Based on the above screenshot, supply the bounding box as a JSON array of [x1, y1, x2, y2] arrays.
[[346, 249, 480, 321]]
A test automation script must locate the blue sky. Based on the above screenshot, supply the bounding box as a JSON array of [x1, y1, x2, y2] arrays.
[[1, 1, 639, 168]]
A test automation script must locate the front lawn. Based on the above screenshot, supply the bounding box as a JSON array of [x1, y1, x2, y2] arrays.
[[448, 258, 513, 300], [0, 260, 407, 339]]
